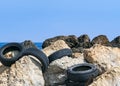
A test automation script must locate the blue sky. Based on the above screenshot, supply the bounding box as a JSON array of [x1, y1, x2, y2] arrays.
[[0, 0, 120, 42]]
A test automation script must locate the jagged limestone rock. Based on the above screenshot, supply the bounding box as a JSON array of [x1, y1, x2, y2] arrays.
[[89, 67, 120, 86], [84, 44, 120, 73], [0, 56, 45, 86], [42, 40, 70, 56]]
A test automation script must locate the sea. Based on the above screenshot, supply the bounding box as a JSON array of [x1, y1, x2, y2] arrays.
[[0, 43, 43, 49]]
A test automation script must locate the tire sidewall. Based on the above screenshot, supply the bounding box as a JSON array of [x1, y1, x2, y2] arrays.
[[0, 43, 24, 66], [67, 63, 99, 82]]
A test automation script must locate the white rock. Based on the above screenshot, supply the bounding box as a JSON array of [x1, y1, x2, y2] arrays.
[[84, 44, 120, 73], [42, 40, 70, 56], [0, 56, 45, 86], [89, 67, 120, 86]]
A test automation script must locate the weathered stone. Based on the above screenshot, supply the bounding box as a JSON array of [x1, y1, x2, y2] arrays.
[[0, 56, 45, 86], [76, 42, 92, 48], [76, 34, 92, 49], [91, 35, 109, 45], [72, 53, 84, 58], [89, 67, 120, 86], [42, 35, 78, 48], [44, 56, 85, 86], [42, 40, 70, 56], [72, 47, 84, 53], [65, 35, 79, 48], [21, 40, 37, 49], [42, 36, 66, 48], [78, 34, 90, 43], [111, 36, 120, 48], [84, 44, 120, 73]]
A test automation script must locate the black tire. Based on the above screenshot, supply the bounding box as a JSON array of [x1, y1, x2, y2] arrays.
[[0, 43, 24, 66], [22, 48, 49, 73], [67, 63, 99, 82], [48, 48, 72, 63]]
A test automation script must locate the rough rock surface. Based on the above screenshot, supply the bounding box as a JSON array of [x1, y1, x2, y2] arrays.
[[91, 35, 109, 46], [111, 36, 120, 48], [78, 34, 90, 43], [42, 40, 70, 56], [89, 67, 120, 86], [65, 35, 79, 48], [0, 56, 45, 86], [42, 34, 92, 53], [21, 40, 38, 49], [77, 34, 92, 48], [42, 35, 78, 48], [72, 47, 84, 53], [44, 56, 85, 86], [84, 44, 120, 73], [72, 52, 84, 58]]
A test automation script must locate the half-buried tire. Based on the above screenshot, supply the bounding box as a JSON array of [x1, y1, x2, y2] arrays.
[[67, 63, 99, 82], [0, 43, 24, 66], [48, 48, 72, 63], [22, 48, 49, 73]]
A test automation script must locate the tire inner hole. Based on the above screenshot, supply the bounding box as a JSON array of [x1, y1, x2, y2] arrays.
[[73, 66, 91, 71], [3, 46, 20, 58]]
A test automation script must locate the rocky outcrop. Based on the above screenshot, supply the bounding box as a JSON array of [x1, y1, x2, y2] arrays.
[[42, 35, 120, 85], [21, 40, 37, 49], [72, 47, 84, 53], [2, 35, 120, 86], [111, 36, 120, 48], [91, 35, 109, 46], [42, 36, 66, 48], [71, 34, 92, 53], [65, 35, 79, 48], [89, 67, 120, 86], [78, 34, 90, 43], [42, 40, 70, 56], [42, 34, 93, 53], [0, 56, 45, 86], [84, 44, 120, 73], [42, 35, 78, 49], [77, 34, 91, 48], [72, 53, 84, 58]]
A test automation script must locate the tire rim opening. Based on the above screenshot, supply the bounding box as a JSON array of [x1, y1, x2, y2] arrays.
[[3, 46, 21, 58], [73, 66, 91, 71]]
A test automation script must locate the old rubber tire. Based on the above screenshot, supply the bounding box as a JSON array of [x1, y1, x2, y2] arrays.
[[48, 48, 72, 63], [22, 48, 49, 73], [0, 43, 24, 66], [67, 63, 99, 82]]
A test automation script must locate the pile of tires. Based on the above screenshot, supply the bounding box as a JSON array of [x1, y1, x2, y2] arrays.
[[0, 42, 99, 86], [0, 42, 49, 73], [0, 42, 73, 73], [66, 63, 99, 86]]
